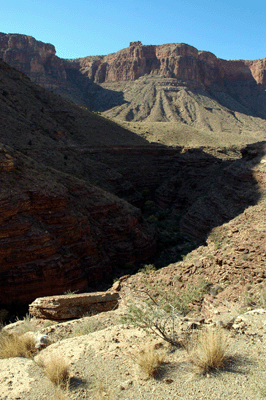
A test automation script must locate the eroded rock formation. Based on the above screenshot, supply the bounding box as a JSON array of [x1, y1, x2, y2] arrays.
[[29, 292, 120, 320], [0, 32, 66, 89], [0, 40, 265, 310], [0, 145, 156, 305], [1, 33, 266, 125]]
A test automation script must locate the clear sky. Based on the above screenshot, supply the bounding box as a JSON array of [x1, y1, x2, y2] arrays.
[[1, 0, 265, 61]]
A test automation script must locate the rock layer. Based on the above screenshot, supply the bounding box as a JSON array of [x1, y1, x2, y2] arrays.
[[1, 33, 266, 125], [29, 292, 120, 320], [0, 145, 156, 306]]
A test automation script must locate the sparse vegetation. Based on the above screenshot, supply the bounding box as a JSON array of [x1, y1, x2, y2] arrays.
[[186, 327, 229, 374], [15, 313, 38, 334], [131, 342, 166, 378], [71, 320, 102, 336], [260, 284, 266, 308], [122, 279, 210, 346], [0, 330, 36, 359], [63, 289, 79, 295], [44, 355, 70, 386], [139, 263, 156, 274]]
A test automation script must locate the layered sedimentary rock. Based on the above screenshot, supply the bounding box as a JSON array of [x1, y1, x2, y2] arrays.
[[0, 42, 265, 309], [71, 41, 266, 87], [1, 33, 266, 124], [1, 33, 266, 89], [0, 32, 66, 89], [180, 142, 266, 238], [0, 145, 156, 305], [29, 291, 120, 320]]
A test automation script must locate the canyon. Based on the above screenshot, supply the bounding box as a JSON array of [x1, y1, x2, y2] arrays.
[[0, 34, 265, 312], [1, 34, 266, 400], [1, 32, 266, 142]]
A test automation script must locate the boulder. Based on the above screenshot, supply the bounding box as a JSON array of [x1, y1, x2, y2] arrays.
[[29, 292, 120, 320]]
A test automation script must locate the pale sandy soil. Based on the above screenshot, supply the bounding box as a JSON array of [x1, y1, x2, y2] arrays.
[[2, 299, 266, 400]]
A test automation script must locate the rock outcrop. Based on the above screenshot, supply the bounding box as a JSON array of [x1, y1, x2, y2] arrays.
[[29, 292, 120, 320], [1, 33, 266, 125], [71, 42, 266, 87], [0, 32, 66, 89], [0, 43, 265, 310], [0, 144, 156, 306]]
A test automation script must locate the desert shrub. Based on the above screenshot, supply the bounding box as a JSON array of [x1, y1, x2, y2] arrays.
[[139, 264, 156, 274], [131, 342, 166, 378], [122, 280, 209, 346], [122, 301, 178, 345], [121, 288, 182, 346], [0, 331, 36, 359], [63, 289, 79, 295], [44, 355, 70, 386], [186, 327, 229, 374]]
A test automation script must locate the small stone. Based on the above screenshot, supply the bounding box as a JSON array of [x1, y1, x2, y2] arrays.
[[164, 378, 174, 384]]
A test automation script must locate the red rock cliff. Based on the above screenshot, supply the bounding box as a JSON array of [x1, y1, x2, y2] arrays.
[[1, 33, 266, 91], [76, 41, 266, 87], [0, 32, 67, 89], [0, 145, 156, 305]]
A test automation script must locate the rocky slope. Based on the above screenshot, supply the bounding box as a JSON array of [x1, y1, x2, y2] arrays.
[[0, 56, 265, 307], [0, 59, 161, 306], [0, 143, 157, 306], [1, 33, 266, 140], [0, 33, 266, 400]]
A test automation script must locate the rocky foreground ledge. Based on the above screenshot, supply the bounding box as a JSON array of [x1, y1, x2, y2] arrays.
[[28, 291, 120, 320]]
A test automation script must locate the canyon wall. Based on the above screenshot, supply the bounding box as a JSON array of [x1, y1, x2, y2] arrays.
[[0, 36, 265, 307], [1, 33, 266, 103], [76, 42, 266, 87], [0, 144, 156, 305], [0, 33, 67, 90]]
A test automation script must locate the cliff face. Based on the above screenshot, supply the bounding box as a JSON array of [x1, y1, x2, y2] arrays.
[[1, 33, 266, 123], [0, 145, 156, 305], [0, 36, 265, 307], [76, 42, 266, 87], [1, 32, 266, 95], [0, 33, 67, 90], [0, 58, 159, 306]]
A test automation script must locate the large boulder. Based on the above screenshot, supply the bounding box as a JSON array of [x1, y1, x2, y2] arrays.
[[29, 292, 120, 320]]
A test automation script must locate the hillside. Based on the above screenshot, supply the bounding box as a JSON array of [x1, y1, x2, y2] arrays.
[[0, 36, 265, 318], [0, 32, 266, 400], [1, 33, 266, 147]]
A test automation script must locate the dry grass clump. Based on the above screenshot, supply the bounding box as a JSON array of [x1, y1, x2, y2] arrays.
[[131, 342, 166, 378], [187, 327, 229, 374], [44, 355, 70, 386], [0, 331, 36, 359]]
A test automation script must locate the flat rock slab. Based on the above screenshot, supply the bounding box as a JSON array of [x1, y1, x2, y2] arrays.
[[29, 291, 120, 320]]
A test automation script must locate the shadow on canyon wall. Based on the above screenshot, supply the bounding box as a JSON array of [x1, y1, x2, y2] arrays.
[[65, 68, 127, 111], [71, 141, 265, 271], [0, 56, 265, 315], [65, 67, 266, 121]]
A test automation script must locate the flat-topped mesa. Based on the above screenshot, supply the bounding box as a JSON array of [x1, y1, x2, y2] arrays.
[[1, 32, 265, 87], [71, 41, 266, 86], [1, 32, 266, 118], [79, 42, 201, 83]]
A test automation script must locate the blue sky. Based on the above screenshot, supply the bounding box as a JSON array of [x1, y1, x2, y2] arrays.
[[1, 0, 265, 61]]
